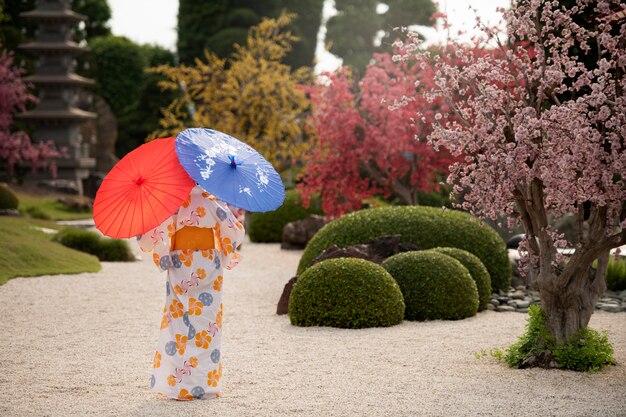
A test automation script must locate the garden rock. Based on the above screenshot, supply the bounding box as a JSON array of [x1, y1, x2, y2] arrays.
[[0, 209, 19, 216], [57, 196, 93, 211], [496, 305, 515, 312], [309, 235, 421, 267], [277, 276, 297, 315], [487, 287, 626, 314], [281, 215, 326, 249]]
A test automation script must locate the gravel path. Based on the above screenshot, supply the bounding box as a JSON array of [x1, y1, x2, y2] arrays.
[[1, 238, 625, 417]]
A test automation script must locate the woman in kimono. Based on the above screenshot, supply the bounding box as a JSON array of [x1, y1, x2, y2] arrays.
[[138, 184, 245, 400]]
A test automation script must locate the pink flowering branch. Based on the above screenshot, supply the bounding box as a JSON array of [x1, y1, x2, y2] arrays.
[[0, 49, 63, 177]]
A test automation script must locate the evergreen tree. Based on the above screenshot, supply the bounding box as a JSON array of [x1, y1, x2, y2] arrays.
[[177, 0, 323, 69], [326, 0, 436, 74]]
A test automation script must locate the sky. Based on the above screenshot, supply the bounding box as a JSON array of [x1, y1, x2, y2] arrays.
[[108, 0, 510, 73]]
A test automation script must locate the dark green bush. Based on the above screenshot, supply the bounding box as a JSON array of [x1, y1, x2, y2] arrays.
[[289, 258, 405, 328], [54, 228, 134, 262], [431, 247, 491, 311], [249, 189, 323, 243], [0, 184, 19, 210], [502, 305, 616, 372], [382, 251, 479, 320], [54, 228, 101, 253], [97, 239, 135, 262], [298, 206, 511, 292]]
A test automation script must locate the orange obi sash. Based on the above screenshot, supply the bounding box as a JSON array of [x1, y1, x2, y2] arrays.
[[171, 226, 215, 251]]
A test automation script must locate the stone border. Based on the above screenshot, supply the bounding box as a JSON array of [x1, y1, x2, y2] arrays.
[[489, 287, 626, 313]]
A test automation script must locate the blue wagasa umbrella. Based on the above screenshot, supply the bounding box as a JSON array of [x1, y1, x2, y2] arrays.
[[175, 128, 286, 212]]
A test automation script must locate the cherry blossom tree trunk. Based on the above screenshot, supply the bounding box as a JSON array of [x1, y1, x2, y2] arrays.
[[516, 180, 621, 344], [536, 252, 608, 343]]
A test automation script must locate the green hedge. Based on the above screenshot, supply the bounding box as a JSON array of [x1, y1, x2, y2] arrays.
[[605, 257, 626, 292], [382, 251, 479, 320], [431, 247, 491, 311], [54, 228, 135, 262], [249, 189, 323, 243], [289, 258, 405, 328], [297, 206, 511, 292]]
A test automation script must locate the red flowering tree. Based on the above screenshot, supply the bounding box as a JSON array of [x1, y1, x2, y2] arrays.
[[0, 49, 61, 177], [398, 0, 626, 343], [299, 53, 456, 218]]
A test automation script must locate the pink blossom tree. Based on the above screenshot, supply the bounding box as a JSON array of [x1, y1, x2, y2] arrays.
[[0, 49, 61, 177], [397, 0, 626, 343], [299, 53, 456, 218]]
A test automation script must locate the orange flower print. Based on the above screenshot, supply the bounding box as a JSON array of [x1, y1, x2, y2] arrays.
[[153, 351, 161, 368], [196, 268, 206, 279], [213, 276, 223, 292], [195, 330, 212, 349], [173, 284, 184, 296], [231, 252, 241, 265], [170, 300, 184, 318], [214, 224, 233, 255], [216, 304, 223, 328], [201, 249, 214, 260], [221, 237, 233, 256], [167, 375, 177, 387], [218, 362, 223, 378], [182, 195, 191, 208], [175, 334, 188, 355], [188, 356, 198, 368], [196, 206, 206, 218], [188, 298, 203, 316], [179, 249, 194, 267], [160, 313, 170, 329], [202, 191, 217, 200], [207, 369, 221, 387], [152, 253, 160, 267], [167, 222, 176, 238], [178, 388, 193, 401]]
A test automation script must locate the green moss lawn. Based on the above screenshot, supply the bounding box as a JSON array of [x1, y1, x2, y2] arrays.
[[17, 193, 93, 221], [0, 217, 100, 285]]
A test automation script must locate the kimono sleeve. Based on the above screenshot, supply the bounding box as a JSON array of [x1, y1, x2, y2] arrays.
[[211, 200, 245, 270], [136, 215, 175, 271]]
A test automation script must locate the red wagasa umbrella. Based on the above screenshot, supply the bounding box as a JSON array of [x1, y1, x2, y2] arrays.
[[93, 137, 195, 239]]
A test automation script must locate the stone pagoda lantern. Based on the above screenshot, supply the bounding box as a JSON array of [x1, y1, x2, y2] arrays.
[[18, 0, 96, 195]]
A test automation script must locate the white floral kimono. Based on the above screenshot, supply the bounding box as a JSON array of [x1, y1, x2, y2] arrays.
[[138, 185, 244, 400]]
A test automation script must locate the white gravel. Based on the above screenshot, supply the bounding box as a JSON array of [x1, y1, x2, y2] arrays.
[[1, 238, 625, 417]]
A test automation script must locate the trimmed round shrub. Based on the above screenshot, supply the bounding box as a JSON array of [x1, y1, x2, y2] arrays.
[[431, 247, 491, 311], [289, 258, 405, 328], [249, 189, 322, 243], [382, 251, 479, 320], [54, 228, 101, 254], [97, 239, 135, 262], [53, 228, 134, 262], [298, 206, 511, 292], [0, 184, 19, 210]]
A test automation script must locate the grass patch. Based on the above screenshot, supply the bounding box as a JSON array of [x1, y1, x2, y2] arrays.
[[17, 193, 93, 221], [0, 216, 101, 285]]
